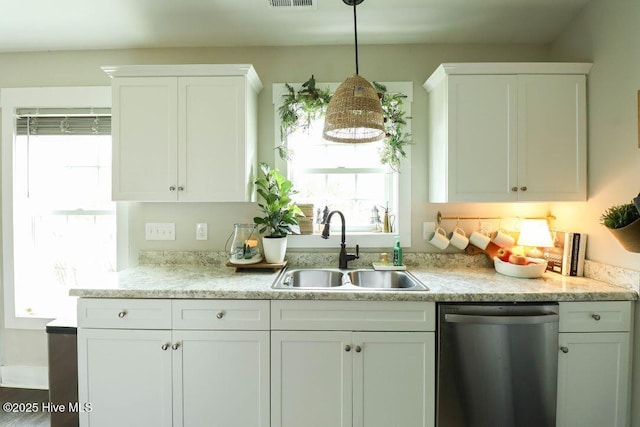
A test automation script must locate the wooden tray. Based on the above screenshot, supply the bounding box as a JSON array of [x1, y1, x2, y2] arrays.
[[226, 260, 287, 272]]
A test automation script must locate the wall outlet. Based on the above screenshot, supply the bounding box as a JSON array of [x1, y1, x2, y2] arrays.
[[480, 221, 493, 234], [423, 222, 436, 240], [196, 223, 208, 240], [145, 223, 176, 240]]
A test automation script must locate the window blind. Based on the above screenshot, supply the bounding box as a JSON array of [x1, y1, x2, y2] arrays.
[[16, 108, 111, 136]]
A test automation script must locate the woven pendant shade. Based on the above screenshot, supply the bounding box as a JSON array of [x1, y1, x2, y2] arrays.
[[323, 74, 384, 143]]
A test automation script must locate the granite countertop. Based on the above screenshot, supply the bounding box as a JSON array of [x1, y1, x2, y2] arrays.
[[69, 261, 638, 302]]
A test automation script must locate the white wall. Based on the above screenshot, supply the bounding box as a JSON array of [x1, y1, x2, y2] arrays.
[[550, 2, 640, 425], [1, 44, 554, 376], [550, 0, 640, 271]]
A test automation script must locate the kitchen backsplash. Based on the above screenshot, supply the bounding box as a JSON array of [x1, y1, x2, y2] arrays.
[[139, 250, 491, 269], [584, 260, 640, 292], [138, 250, 639, 293]]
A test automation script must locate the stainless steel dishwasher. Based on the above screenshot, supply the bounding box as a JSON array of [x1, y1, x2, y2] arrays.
[[437, 303, 559, 427]]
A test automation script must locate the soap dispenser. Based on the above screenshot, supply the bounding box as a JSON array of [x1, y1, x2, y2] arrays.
[[393, 237, 403, 266]]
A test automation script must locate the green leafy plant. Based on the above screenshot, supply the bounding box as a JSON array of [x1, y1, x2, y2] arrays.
[[600, 202, 640, 229], [253, 162, 303, 237], [276, 76, 412, 172], [278, 75, 332, 140], [373, 81, 412, 173]]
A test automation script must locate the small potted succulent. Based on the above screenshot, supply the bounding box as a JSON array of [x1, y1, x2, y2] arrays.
[[600, 197, 640, 252], [253, 162, 303, 263]]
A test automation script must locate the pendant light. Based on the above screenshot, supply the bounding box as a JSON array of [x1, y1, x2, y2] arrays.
[[323, 0, 384, 144]]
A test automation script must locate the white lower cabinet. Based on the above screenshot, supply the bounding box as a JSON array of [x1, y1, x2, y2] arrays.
[[78, 328, 173, 427], [354, 332, 434, 427], [271, 330, 352, 427], [271, 301, 436, 427], [556, 301, 633, 427], [77, 299, 270, 427], [173, 330, 269, 427], [78, 297, 634, 427]]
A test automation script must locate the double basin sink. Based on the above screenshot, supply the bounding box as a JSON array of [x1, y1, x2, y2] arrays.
[[272, 268, 428, 291]]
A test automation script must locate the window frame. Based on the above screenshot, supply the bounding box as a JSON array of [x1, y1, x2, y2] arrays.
[[1, 87, 114, 329], [272, 81, 412, 249]]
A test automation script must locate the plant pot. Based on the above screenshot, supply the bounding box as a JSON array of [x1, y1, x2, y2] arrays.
[[262, 235, 288, 264], [607, 218, 640, 253]]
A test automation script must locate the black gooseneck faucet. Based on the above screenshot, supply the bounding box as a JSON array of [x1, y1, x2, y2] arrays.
[[321, 210, 359, 269]]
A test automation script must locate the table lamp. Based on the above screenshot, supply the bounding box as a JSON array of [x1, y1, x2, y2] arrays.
[[517, 219, 554, 258]]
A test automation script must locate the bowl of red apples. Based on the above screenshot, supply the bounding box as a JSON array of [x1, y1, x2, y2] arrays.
[[493, 248, 547, 279]]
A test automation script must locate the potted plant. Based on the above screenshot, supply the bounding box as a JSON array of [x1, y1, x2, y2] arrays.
[[254, 162, 303, 263], [600, 200, 640, 252]]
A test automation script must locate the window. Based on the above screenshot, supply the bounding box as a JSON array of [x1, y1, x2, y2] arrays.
[[1, 87, 113, 328], [272, 81, 412, 248], [288, 117, 394, 231]]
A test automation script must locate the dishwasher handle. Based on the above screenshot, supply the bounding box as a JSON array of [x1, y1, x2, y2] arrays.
[[445, 312, 559, 325]]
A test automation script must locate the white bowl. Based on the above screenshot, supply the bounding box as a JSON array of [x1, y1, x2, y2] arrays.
[[493, 257, 548, 279]]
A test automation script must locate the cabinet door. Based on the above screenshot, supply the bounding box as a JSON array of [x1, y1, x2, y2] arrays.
[[271, 331, 352, 427], [112, 77, 178, 201], [517, 74, 587, 201], [178, 76, 250, 202], [446, 75, 518, 202], [352, 332, 435, 427], [556, 332, 630, 427], [173, 330, 269, 427], [77, 328, 173, 427]]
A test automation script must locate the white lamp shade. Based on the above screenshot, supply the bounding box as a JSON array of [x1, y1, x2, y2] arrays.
[[517, 219, 554, 248]]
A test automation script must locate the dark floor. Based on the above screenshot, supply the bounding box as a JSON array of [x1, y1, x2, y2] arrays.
[[0, 387, 50, 427]]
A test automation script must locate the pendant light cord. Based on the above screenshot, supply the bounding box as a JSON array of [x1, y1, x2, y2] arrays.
[[352, 0, 359, 75]]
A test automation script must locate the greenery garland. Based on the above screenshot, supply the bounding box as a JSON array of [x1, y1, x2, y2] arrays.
[[277, 75, 412, 172], [373, 81, 412, 173]]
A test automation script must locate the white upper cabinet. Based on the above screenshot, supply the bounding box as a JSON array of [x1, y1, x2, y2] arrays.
[[105, 64, 262, 202], [424, 63, 591, 203]]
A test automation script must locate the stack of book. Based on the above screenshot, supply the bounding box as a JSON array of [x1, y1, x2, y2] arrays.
[[296, 204, 315, 235], [543, 231, 587, 276]]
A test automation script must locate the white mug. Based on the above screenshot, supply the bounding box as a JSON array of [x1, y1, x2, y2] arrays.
[[449, 227, 469, 250], [469, 229, 491, 250], [491, 230, 516, 248], [429, 227, 450, 250]]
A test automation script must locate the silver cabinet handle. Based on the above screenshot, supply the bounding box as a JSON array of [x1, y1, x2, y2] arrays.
[[355, 346, 362, 353], [216, 312, 224, 319], [560, 346, 569, 353], [118, 311, 127, 318], [592, 314, 601, 321], [520, 186, 528, 191], [172, 343, 180, 350], [511, 186, 518, 192], [345, 345, 351, 352], [169, 186, 176, 191], [161, 343, 170, 351]]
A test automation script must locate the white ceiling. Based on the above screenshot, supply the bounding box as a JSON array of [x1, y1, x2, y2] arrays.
[[0, 0, 591, 53]]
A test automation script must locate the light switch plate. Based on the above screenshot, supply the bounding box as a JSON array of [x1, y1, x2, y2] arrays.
[[145, 223, 176, 240]]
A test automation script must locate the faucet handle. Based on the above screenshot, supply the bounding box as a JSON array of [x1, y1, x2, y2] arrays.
[[355, 245, 360, 259]]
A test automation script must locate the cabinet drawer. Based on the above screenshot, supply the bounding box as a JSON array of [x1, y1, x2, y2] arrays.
[[78, 299, 171, 329], [172, 300, 270, 330], [271, 300, 435, 331], [559, 301, 632, 332]]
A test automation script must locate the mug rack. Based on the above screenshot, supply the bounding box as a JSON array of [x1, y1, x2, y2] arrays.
[[435, 211, 556, 227]]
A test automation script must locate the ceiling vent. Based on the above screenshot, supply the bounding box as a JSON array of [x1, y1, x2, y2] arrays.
[[268, 0, 316, 9]]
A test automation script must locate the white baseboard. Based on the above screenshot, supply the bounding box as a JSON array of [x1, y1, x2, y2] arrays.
[[1, 365, 48, 390]]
